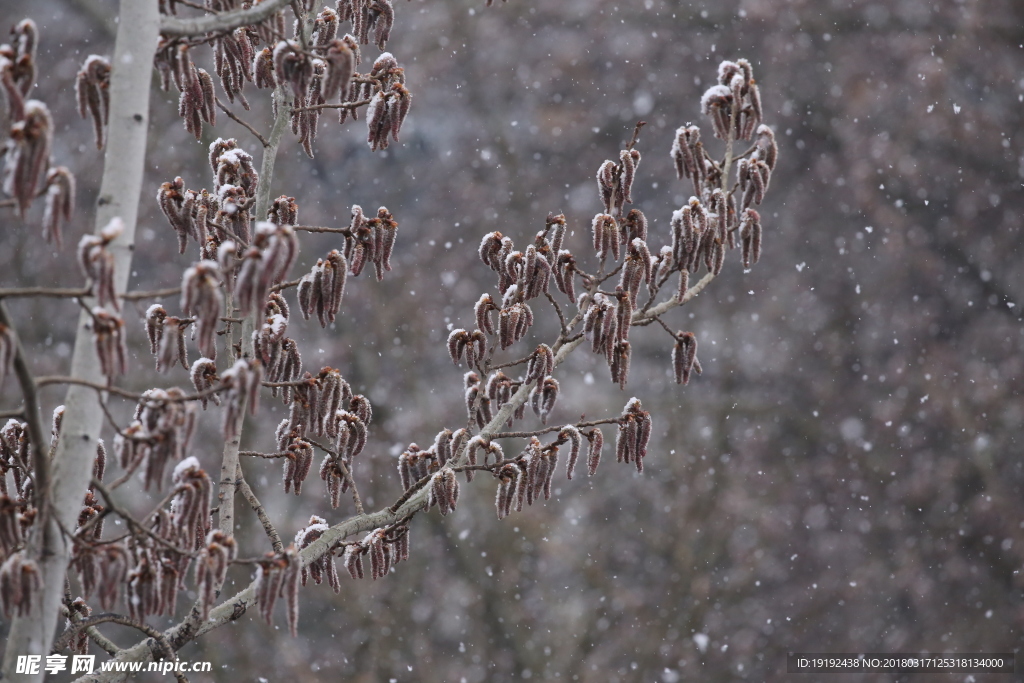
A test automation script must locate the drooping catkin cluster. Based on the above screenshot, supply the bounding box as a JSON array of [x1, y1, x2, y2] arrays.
[[65, 598, 92, 656], [170, 456, 212, 551], [70, 544, 126, 613], [42, 166, 75, 247], [214, 26, 256, 108], [427, 467, 460, 516], [702, 59, 763, 141], [298, 250, 347, 326], [397, 438, 446, 491], [2, 100, 51, 216], [616, 398, 653, 473], [492, 436, 559, 519], [91, 307, 128, 378], [668, 60, 777, 281], [364, 53, 413, 151], [219, 359, 262, 441], [254, 547, 301, 636], [233, 221, 299, 317], [671, 331, 701, 385], [596, 148, 641, 216], [194, 529, 236, 621], [336, 0, 397, 50], [75, 55, 111, 149], [267, 364, 371, 501], [341, 524, 410, 581], [295, 516, 340, 591], [447, 328, 487, 368], [0, 551, 41, 618], [77, 218, 122, 311], [145, 304, 189, 373], [1, 420, 31, 498], [114, 389, 197, 491], [0, 20, 37, 116], [180, 260, 223, 360], [465, 434, 502, 482], [2, 20, 78, 233], [295, 206, 399, 325], [173, 45, 216, 139]]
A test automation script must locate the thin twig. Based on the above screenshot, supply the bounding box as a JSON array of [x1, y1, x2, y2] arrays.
[[237, 464, 284, 553], [238, 450, 290, 459], [36, 376, 223, 403], [122, 287, 182, 301], [489, 417, 620, 441], [0, 286, 90, 299], [625, 120, 647, 151], [59, 602, 121, 656], [544, 291, 568, 338], [291, 225, 353, 235], [91, 480, 197, 559], [291, 98, 372, 113], [270, 278, 300, 293], [0, 302, 52, 549]]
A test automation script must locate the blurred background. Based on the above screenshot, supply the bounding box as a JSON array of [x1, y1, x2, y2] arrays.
[[2, 0, 1022, 680]]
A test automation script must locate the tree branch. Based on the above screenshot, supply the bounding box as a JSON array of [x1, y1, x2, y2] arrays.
[[160, 0, 291, 37], [60, 603, 121, 656], [217, 85, 292, 542], [214, 97, 269, 147], [236, 463, 283, 553], [54, 613, 183, 682], [0, 286, 90, 299], [0, 300, 52, 558]]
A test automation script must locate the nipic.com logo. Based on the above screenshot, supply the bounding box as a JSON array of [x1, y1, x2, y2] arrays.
[[14, 655, 214, 676], [15, 655, 95, 675]]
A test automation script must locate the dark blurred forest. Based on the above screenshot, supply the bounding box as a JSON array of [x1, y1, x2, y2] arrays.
[[2, 0, 1022, 680]]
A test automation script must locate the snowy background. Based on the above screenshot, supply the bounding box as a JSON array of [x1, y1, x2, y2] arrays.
[[2, 0, 1022, 680]]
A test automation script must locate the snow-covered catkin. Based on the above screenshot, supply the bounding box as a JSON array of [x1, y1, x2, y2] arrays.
[[194, 530, 236, 622], [428, 468, 460, 516], [586, 428, 604, 476], [0, 552, 42, 618], [672, 331, 698, 385], [75, 55, 110, 150], [42, 166, 75, 247], [740, 208, 762, 268], [77, 223, 121, 311], [701, 84, 733, 140], [90, 308, 128, 377], [559, 425, 582, 480], [495, 463, 519, 520], [181, 261, 223, 360], [283, 438, 314, 495]]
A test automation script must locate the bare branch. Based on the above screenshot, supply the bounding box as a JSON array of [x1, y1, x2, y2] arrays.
[[214, 97, 269, 147], [160, 0, 291, 37], [0, 287, 90, 299], [237, 464, 283, 554]]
